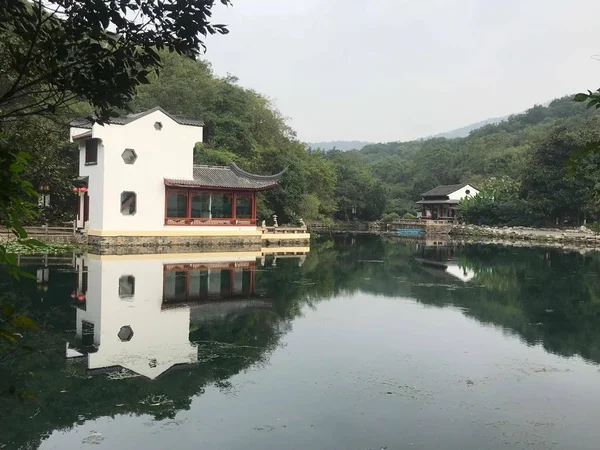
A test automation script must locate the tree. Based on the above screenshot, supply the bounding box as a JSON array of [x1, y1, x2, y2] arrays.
[[521, 120, 600, 224], [133, 51, 338, 223], [0, 0, 230, 123], [0, 0, 231, 272]]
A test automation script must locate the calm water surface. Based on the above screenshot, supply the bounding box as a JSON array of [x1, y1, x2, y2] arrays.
[[2, 236, 600, 449]]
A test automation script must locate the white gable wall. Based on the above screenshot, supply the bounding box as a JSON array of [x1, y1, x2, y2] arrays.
[[82, 110, 203, 232], [447, 184, 479, 201]]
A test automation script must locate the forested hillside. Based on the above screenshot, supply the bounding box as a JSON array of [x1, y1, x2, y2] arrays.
[[431, 116, 506, 139], [354, 97, 600, 225], [306, 141, 372, 151], [10, 50, 600, 226]]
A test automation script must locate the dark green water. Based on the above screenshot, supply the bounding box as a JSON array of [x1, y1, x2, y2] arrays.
[[2, 236, 600, 450]]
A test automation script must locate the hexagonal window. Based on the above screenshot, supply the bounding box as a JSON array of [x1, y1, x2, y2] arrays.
[[154, 121, 163, 131], [118, 325, 134, 342], [121, 148, 137, 164]]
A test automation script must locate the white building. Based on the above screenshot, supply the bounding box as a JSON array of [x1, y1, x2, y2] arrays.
[[69, 107, 292, 246], [417, 183, 480, 220]]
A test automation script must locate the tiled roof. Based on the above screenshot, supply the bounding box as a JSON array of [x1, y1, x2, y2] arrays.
[[164, 163, 286, 191], [70, 106, 204, 128], [416, 199, 460, 205], [421, 183, 470, 197]]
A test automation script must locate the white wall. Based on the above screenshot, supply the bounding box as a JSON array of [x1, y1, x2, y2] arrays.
[[76, 110, 204, 232], [445, 264, 476, 283], [76, 139, 105, 230], [448, 184, 479, 201], [74, 253, 257, 379]]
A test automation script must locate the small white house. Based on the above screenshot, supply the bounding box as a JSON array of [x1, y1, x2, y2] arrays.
[[69, 107, 286, 245], [417, 183, 479, 220]]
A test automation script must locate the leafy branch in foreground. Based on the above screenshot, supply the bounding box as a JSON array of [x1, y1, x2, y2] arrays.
[[569, 90, 600, 172], [0, 0, 231, 123]]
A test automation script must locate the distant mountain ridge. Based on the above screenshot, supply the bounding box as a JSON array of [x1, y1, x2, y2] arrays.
[[306, 141, 373, 151], [431, 116, 508, 139]]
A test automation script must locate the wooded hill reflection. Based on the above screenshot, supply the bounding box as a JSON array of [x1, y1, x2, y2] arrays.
[[3, 237, 600, 449]]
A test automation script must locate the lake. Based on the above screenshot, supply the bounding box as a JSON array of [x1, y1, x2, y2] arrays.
[[2, 235, 600, 450]]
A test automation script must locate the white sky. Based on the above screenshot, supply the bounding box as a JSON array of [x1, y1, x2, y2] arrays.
[[205, 0, 600, 143]]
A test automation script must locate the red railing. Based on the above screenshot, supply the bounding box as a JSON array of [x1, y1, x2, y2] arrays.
[[165, 218, 256, 226]]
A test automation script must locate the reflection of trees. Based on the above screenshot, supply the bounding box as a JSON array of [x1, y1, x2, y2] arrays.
[[0, 269, 294, 449], [263, 235, 600, 366], [4, 238, 600, 448], [297, 237, 600, 365]]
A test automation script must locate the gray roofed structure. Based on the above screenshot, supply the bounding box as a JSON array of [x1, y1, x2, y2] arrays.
[[416, 199, 460, 205], [70, 106, 204, 129], [164, 163, 286, 191], [421, 183, 470, 197]]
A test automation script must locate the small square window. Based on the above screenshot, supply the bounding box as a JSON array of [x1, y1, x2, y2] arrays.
[[119, 275, 135, 298], [121, 148, 137, 164], [85, 139, 98, 165], [120, 191, 137, 215]]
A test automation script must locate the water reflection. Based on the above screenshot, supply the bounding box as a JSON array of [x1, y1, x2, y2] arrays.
[[65, 250, 306, 380], [4, 237, 600, 449]]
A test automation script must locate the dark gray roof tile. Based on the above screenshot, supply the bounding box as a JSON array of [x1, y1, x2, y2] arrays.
[[165, 163, 286, 191], [70, 106, 203, 128], [421, 183, 471, 197]]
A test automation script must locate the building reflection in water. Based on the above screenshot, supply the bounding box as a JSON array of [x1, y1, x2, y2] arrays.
[[415, 241, 476, 283], [66, 247, 309, 379]]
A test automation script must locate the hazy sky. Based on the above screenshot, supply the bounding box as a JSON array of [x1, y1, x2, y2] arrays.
[[205, 0, 599, 143]]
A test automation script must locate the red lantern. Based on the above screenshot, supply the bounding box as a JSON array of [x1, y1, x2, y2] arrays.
[[77, 293, 85, 302], [70, 291, 77, 299], [72, 187, 79, 193], [79, 187, 88, 193]]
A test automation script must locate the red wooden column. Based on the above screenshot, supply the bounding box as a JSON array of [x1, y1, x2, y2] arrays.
[[252, 193, 257, 223], [186, 189, 192, 223], [232, 192, 237, 223]]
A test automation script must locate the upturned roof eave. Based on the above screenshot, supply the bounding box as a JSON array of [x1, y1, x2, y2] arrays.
[[163, 178, 280, 191]]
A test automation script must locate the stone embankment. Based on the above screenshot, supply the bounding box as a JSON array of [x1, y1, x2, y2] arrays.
[[450, 224, 600, 247]]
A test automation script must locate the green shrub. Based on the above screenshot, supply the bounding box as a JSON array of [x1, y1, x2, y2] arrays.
[[380, 213, 401, 223]]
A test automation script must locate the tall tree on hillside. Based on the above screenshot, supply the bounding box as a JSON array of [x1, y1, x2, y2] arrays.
[[132, 51, 338, 223], [0, 0, 230, 269], [521, 120, 600, 224]]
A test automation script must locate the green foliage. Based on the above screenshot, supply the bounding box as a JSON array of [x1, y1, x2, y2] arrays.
[[133, 52, 339, 223], [574, 89, 600, 110], [360, 95, 600, 225], [381, 213, 401, 223], [0, 0, 230, 122], [325, 151, 386, 221], [461, 195, 545, 227], [0, 301, 38, 365], [0, 0, 229, 276]]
